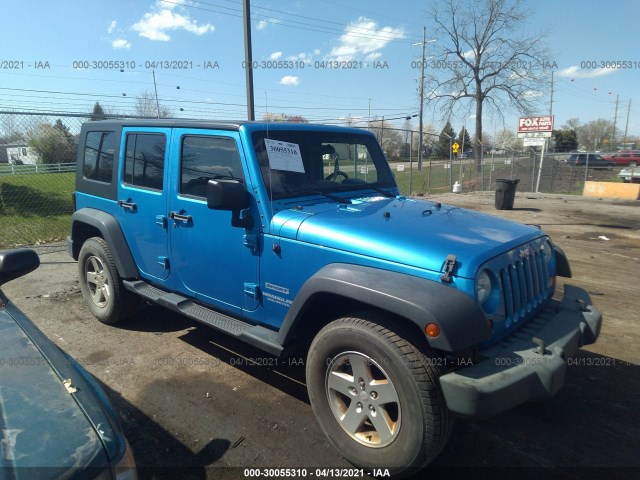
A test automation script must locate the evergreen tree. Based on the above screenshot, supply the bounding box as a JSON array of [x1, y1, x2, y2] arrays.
[[91, 102, 107, 121], [437, 121, 456, 158], [458, 127, 471, 150]]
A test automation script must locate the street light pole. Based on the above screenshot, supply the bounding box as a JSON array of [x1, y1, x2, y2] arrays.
[[418, 27, 426, 171], [413, 30, 436, 171]]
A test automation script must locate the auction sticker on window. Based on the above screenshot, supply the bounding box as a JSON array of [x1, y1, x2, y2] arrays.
[[264, 139, 305, 173]]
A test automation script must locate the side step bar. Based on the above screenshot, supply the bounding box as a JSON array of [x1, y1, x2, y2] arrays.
[[123, 280, 283, 356]]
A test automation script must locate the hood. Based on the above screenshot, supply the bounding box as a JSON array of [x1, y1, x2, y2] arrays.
[[272, 195, 544, 278], [0, 308, 106, 473]]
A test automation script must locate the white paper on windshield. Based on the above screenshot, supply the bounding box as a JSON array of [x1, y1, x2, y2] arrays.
[[264, 139, 305, 173]]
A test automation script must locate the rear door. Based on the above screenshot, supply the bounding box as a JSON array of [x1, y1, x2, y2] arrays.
[[168, 129, 259, 316], [117, 128, 171, 282]]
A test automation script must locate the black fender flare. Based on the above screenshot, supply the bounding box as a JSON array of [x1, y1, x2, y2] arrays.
[[69, 208, 139, 279], [553, 244, 572, 278], [277, 264, 489, 352]]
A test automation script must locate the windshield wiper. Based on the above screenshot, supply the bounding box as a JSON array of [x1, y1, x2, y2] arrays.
[[296, 189, 351, 204], [368, 186, 395, 198]]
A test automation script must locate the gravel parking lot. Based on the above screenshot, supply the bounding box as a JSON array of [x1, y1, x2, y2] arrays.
[[4, 191, 639, 479]]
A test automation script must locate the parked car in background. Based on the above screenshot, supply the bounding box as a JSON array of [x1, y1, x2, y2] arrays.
[[565, 153, 615, 170], [0, 248, 137, 480], [609, 150, 640, 167], [618, 167, 640, 183]]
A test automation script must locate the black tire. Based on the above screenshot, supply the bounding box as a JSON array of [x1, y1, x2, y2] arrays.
[[78, 237, 138, 324], [306, 312, 453, 476]]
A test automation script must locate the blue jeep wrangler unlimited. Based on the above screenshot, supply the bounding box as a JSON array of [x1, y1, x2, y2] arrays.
[[68, 119, 602, 474]]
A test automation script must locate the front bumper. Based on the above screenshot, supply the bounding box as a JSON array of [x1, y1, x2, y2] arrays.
[[439, 284, 602, 417]]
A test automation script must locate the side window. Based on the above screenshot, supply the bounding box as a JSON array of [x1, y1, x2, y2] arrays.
[[83, 131, 115, 183], [180, 136, 244, 198], [124, 133, 166, 190]]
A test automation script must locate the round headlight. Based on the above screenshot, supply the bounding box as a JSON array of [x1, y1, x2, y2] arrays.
[[476, 270, 492, 305], [542, 239, 553, 265]]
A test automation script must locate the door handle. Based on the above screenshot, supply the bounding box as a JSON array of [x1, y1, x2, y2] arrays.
[[169, 211, 192, 224], [117, 200, 137, 211]]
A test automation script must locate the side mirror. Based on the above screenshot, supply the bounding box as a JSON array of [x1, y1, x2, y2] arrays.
[[207, 179, 249, 211], [206, 179, 253, 229], [0, 249, 40, 286]]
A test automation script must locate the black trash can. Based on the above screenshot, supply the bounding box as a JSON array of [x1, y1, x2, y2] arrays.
[[494, 178, 520, 210]]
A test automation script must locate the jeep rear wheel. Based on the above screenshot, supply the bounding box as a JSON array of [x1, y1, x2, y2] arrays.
[[306, 313, 453, 476], [78, 237, 138, 324]]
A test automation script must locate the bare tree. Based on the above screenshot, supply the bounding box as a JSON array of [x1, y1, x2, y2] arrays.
[[262, 113, 308, 123], [562, 118, 581, 132], [427, 0, 550, 169], [134, 89, 173, 118], [494, 128, 521, 152], [368, 118, 404, 158], [1, 114, 23, 142], [578, 119, 614, 151]]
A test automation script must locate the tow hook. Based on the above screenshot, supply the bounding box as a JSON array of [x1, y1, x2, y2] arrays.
[[576, 299, 589, 312], [532, 337, 545, 355]]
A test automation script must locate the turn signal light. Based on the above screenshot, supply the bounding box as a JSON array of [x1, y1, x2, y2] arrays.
[[425, 323, 440, 338]]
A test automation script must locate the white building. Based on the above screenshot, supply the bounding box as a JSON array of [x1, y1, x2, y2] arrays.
[[5, 143, 40, 165]]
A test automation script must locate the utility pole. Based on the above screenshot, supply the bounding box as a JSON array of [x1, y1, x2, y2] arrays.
[[417, 27, 426, 171], [623, 98, 631, 147], [612, 94, 619, 150], [152, 70, 160, 118], [549, 70, 554, 117], [243, 0, 255, 120], [547, 70, 554, 153]]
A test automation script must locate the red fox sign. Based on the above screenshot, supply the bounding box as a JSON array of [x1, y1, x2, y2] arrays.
[[518, 115, 554, 133]]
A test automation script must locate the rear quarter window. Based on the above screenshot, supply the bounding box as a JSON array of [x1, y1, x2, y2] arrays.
[[83, 131, 115, 183]]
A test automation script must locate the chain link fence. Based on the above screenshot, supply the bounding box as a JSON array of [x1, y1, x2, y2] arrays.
[[0, 112, 626, 248], [0, 112, 88, 248]]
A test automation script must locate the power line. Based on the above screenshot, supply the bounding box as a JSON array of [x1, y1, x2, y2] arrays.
[[160, 0, 417, 43]]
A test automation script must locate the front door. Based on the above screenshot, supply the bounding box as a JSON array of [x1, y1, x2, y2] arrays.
[[117, 128, 171, 282], [168, 129, 259, 316]]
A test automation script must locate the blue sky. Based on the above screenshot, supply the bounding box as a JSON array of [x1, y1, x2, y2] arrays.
[[1, 0, 638, 137]]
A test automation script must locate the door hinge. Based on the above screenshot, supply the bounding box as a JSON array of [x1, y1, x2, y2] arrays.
[[440, 254, 457, 283], [155, 215, 167, 229], [157, 256, 170, 270], [243, 283, 260, 299], [243, 233, 258, 252]]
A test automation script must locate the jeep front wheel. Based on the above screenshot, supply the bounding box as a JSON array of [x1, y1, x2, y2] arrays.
[[78, 237, 137, 324], [306, 313, 453, 475]]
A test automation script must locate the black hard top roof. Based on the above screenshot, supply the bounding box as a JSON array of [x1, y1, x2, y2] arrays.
[[83, 118, 245, 130]]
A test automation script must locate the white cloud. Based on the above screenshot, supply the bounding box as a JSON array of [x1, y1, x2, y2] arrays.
[[112, 39, 131, 49], [365, 52, 382, 62], [108, 20, 117, 34], [462, 49, 475, 59], [132, 2, 214, 41], [558, 65, 618, 79], [280, 76, 299, 86], [522, 90, 544, 98], [270, 51, 283, 60], [257, 18, 282, 30], [287, 51, 314, 63], [326, 16, 404, 62]]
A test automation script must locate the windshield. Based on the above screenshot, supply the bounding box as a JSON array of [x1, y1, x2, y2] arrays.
[[251, 130, 396, 200]]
